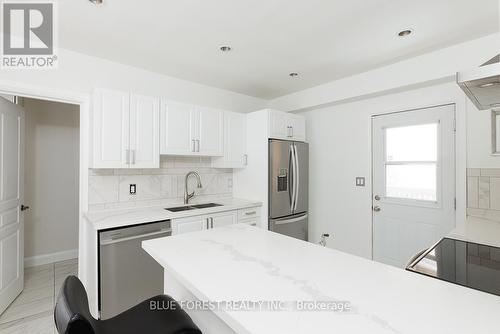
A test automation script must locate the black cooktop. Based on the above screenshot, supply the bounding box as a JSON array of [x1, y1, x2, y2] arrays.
[[407, 238, 500, 297]]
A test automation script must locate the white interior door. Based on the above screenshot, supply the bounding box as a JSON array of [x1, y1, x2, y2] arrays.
[[0, 97, 25, 314], [372, 104, 455, 268]]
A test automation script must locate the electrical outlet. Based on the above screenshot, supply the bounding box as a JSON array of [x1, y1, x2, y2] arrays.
[[129, 184, 136, 195], [355, 177, 365, 187]]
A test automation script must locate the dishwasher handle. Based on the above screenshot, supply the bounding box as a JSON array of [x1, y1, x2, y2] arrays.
[[100, 228, 171, 246]]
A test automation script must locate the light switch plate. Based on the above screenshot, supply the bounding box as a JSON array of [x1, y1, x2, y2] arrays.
[[129, 184, 137, 195], [355, 177, 365, 187]]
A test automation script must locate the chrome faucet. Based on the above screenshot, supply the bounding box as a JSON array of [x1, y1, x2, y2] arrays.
[[184, 171, 203, 204]]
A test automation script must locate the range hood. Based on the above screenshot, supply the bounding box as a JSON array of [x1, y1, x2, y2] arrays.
[[457, 54, 500, 110]]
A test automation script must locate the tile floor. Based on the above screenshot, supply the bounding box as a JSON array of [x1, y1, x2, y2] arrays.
[[0, 259, 78, 334]]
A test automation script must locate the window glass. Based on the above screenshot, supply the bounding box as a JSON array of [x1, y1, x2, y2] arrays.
[[386, 164, 437, 201], [386, 123, 438, 162]]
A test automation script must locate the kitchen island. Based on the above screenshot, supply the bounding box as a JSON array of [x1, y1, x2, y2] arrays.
[[142, 224, 500, 334]]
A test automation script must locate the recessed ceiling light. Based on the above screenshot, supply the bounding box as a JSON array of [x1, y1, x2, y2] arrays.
[[479, 82, 500, 88], [289, 72, 299, 77], [398, 29, 413, 37], [220, 46, 232, 52], [89, 0, 103, 4]]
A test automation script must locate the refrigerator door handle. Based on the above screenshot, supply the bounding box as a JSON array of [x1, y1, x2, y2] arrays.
[[288, 145, 293, 210], [294, 143, 300, 212], [290, 144, 297, 212], [272, 213, 308, 225]]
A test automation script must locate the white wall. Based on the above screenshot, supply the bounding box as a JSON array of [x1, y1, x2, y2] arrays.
[[0, 47, 267, 113], [24, 98, 80, 261], [300, 82, 469, 259]]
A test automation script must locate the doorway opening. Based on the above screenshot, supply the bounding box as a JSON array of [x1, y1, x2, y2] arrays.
[[0, 94, 80, 328], [371, 104, 456, 268]]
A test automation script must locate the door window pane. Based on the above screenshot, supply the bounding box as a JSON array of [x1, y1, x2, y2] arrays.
[[386, 164, 437, 201], [386, 123, 438, 162]]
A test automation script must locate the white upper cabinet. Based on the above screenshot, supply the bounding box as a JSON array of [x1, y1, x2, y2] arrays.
[[160, 99, 223, 156], [91, 89, 159, 169], [212, 111, 247, 168], [160, 100, 195, 155], [196, 106, 223, 156], [129, 94, 160, 168], [269, 109, 289, 139], [268, 109, 306, 141], [288, 113, 306, 141], [92, 89, 130, 169]]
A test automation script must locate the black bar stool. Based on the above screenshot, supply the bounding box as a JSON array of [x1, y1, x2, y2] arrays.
[[54, 275, 202, 334]]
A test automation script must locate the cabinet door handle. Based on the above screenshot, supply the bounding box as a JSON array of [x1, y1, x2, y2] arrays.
[[245, 211, 256, 216], [196, 139, 200, 152], [192, 139, 196, 152], [290, 126, 294, 138], [206, 218, 209, 229], [126, 149, 130, 165], [244, 154, 248, 165], [132, 150, 136, 165], [211, 217, 214, 229]]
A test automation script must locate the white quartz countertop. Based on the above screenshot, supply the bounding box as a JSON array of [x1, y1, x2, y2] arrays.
[[84, 198, 261, 230], [142, 224, 500, 334], [448, 216, 500, 248]]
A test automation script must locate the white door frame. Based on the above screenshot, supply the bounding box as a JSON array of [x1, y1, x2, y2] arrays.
[[0, 81, 90, 281], [371, 100, 467, 260]]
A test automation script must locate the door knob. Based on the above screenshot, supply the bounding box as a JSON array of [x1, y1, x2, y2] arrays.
[[374, 195, 381, 201], [21, 205, 30, 211], [373, 206, 381, 212]]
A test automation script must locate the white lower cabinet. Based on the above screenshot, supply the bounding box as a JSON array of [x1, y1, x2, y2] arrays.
[[210, 211, 237, 228], [172, 207, 260, 235], [172, 211, 237, 235], [172, 216, 206, 235], [239, 218, 258, 227]]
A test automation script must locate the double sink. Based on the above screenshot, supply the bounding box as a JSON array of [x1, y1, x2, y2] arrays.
[[165, 202, 222, 212]]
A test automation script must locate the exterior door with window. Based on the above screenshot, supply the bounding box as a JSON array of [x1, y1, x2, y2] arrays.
[[372, 104, 456, 268]]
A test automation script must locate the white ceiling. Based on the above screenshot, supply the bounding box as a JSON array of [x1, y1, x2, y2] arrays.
[[58, 0, 499, 99]]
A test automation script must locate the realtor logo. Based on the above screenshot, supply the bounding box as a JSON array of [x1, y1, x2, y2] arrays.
[[1, 1, 58, 69]]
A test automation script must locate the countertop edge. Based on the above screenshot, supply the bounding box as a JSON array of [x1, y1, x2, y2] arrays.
[[85, 199, 263, 231]]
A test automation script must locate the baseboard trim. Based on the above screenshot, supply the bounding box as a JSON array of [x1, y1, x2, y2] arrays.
[[24, 249, 78, 268]]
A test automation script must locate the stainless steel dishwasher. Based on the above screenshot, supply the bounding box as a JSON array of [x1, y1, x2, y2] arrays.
[[99, 220, 171, 319]]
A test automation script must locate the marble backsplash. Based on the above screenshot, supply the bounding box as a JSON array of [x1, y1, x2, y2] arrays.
[[88, 156, 233, 211], [467, 168, 500, 221]]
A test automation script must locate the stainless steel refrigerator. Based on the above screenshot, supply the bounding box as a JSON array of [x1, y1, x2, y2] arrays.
[[269, 139, 308, 240]]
